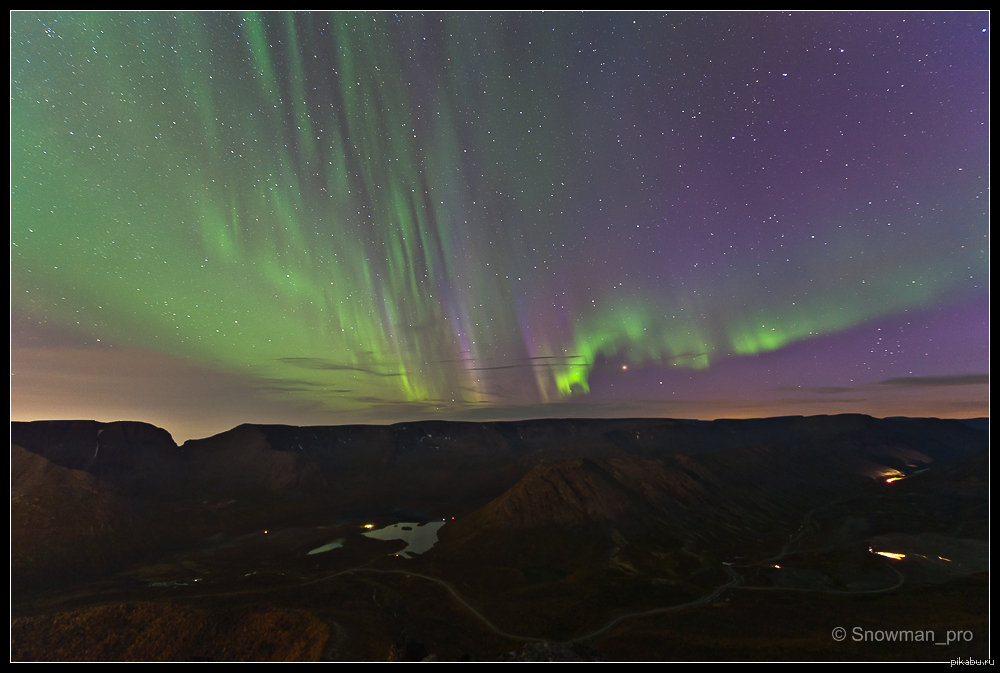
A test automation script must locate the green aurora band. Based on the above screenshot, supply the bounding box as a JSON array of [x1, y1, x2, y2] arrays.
[[12, 13, 987, 415]]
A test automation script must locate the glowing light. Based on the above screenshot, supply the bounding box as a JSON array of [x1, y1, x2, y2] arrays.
[[874, 551, 906, 560], [874, 468, 905, 481]]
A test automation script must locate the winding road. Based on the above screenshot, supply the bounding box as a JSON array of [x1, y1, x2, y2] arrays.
[[175, 494, 908, 646]]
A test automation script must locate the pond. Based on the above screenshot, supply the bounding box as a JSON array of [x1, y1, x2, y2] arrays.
[[362, 521, 445, 558]]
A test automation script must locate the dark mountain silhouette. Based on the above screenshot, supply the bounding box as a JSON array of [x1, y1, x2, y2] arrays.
[[11, 420, 181, 493], [12, 444, 138, 585], [10, 414, 988, 661], [182, 424, 328, 497]]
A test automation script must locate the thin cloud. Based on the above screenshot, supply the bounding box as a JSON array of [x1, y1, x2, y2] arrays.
[[776, 386, 853, 394], [277, 357, 406, 378], [467, 362, 578, 372], [525, 355, 585, 361], [876, 374, 988, 387]]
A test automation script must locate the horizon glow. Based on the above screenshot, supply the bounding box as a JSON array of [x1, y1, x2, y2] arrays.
[[11, 12, 988, 439]]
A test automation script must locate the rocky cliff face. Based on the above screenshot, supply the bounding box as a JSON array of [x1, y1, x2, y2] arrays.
[[11, 444, 138, 584], [12, 420, 182, 493], [181, 424, 328, 497], [472, 456, 719, 530]]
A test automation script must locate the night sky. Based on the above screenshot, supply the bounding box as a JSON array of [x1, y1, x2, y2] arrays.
[[11, 12, 989, 442]]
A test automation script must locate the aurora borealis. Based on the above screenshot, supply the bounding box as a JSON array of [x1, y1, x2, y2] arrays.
[[11, 12, 989, 441]]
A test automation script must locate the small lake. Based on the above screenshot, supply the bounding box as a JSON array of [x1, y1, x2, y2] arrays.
[[363, 521, 445, 558]]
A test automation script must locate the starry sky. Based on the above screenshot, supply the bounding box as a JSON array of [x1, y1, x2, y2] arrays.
[[11, 12, 989, 442]]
